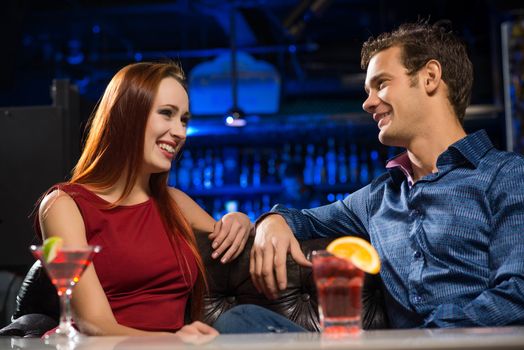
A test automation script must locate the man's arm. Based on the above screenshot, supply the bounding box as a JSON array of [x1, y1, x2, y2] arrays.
[[250, 185, 371, 299], [425, 158, 524, 327]]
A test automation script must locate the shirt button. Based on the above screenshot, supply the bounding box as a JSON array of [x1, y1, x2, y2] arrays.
[[414, 295, 422, 303], [413, 251, 422, 259]]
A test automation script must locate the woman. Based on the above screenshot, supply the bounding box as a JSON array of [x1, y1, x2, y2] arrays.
[[36, 62, 252, 338]]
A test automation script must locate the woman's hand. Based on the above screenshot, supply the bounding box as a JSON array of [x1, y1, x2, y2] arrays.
[[209, 212, 253, 263], [175, 321, 218, 345]]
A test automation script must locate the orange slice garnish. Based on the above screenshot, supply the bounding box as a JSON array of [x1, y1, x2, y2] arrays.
[[326, 236, 381, 274]]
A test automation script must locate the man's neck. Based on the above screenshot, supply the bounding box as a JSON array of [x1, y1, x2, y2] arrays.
[[407, 124, 466, 182]]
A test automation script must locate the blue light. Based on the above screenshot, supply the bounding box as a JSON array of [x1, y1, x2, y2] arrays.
[[225, 116, 234, 125], [186, 126, 198, 136], [327, 193, 335, 202], [134, 52, 143, 61], [92, 25, 101, 34], [66, 53, 84, 65], [288, 45, 297, 53], [189, 52, 280, 115], [225, 200, 238, 213], [66, 39, 84, 65]]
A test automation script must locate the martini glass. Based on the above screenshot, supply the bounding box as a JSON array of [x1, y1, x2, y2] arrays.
[[30, 244, 101, 340]]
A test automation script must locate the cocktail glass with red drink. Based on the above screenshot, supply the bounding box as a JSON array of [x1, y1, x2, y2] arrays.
[[312, 250, 364, 335], [30, 244, 101, 340]]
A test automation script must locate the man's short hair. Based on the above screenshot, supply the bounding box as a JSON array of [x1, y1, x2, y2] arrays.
[[360, 20, 473, 122]]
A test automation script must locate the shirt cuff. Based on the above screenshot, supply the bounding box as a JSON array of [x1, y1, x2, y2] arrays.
[[258, 204, 313, 240]]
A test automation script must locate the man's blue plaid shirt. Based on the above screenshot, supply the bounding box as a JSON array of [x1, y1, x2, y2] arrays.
[[272, 130, 524, 328]]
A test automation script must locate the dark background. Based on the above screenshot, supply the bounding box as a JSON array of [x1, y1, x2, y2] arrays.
[[1, 0, 522, 110]]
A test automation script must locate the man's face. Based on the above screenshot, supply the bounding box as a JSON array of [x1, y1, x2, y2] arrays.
[[362, 46, 425, 148]]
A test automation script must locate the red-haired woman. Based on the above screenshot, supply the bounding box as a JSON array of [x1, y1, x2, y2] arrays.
[[36, 62, 252, 338]]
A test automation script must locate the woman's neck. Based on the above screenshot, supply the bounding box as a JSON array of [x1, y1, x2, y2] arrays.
[[84, 172, 151, 205]]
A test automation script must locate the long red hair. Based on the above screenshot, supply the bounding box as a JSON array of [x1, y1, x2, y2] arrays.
[[70, 62, 207, 321]]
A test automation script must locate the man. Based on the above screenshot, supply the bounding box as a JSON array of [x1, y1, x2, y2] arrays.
[[250, 21, 524, 328]]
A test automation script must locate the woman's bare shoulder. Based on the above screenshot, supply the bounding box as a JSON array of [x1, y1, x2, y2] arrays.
[[39, 188, 77, 214], [38, 188, 86, 242]]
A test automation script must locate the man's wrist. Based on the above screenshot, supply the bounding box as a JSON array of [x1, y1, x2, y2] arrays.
[[254, 212, 283, 232]]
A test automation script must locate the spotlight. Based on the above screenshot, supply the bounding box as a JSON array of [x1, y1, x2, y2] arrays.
[[225, 107, 247, 127]]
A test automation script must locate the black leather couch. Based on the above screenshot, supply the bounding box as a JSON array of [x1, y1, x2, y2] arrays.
[[0, 235, 389, 337]]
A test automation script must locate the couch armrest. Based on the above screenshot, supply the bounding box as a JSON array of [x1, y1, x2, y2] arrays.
[[0, 313, 57, 337]]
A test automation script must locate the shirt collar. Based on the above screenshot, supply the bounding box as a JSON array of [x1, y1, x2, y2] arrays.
[[438, 129, 494, 168], [386, 152, 414, 188], [385, 129, 494, 186]]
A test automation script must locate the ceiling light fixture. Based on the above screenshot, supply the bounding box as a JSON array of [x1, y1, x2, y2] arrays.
[[225, 5, 246, 127]]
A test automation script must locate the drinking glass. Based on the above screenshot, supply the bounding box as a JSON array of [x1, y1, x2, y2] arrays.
[[312, 250, 364, 335], [30, 244, 101, 340]]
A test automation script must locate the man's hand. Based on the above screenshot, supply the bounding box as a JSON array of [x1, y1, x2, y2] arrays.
[[209, 212, 253, 263], [249, 214, 312, 299]]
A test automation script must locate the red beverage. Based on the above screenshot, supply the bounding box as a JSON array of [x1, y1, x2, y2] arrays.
[[32, 249, 96, 295], [30, 244, 100, 340], [312, 251, 364, 334]]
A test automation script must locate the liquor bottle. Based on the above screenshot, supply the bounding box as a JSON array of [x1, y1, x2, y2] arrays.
[[337, 142, 348, 184], [278, 143, 292, 181], [192, 149, 205, 189], [168, 163, 177, 187], [349, 143, 359, 184], [314, 147, 325, 185], [253, 197, 262, 218], [203, 149, 214, 189], [326, 138, 337, 185], [223, 147, 239, 185], [304, 144, 315, 185], [359, 147, 370, 184], [266, 150, 278, 184], [212, 198, 223, 220], [252, 153, 261, 187], [370, 150, 384, 178], [177, 150, 193, 190], [262, 194, 271, 213], [239, 152, 250, 188], [242, 200, 256, 222], [214, 150, 224, 187]]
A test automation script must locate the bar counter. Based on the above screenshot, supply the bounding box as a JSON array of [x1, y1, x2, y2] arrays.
[[5, 326, 524, 350]]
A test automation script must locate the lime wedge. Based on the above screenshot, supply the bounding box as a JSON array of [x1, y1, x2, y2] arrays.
[[43, 237, 63, 263]]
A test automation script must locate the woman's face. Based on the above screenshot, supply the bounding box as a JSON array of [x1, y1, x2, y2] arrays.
[[143, 77, 190, 174]]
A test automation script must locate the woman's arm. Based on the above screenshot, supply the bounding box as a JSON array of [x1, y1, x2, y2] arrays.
[[39, 190, 217, 337], [168, 188, 253, 263], [168, 187, 215, 233]]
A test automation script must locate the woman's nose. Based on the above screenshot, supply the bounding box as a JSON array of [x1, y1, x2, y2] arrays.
[[169, 121, 186, 139]]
